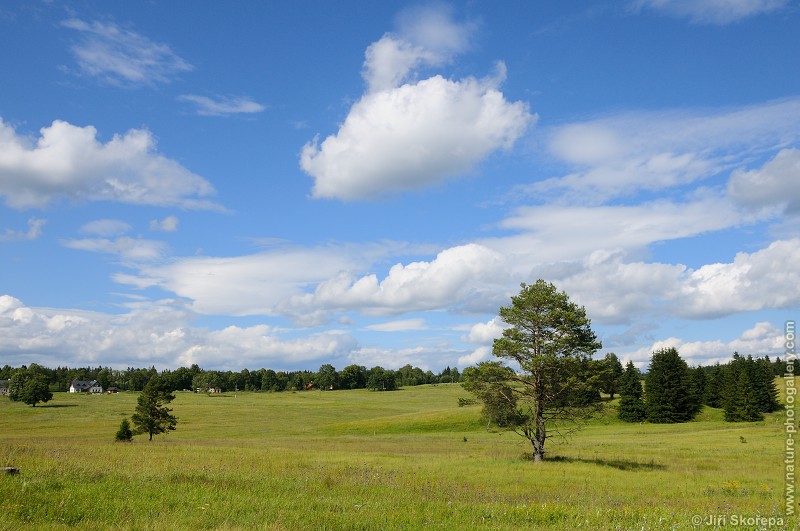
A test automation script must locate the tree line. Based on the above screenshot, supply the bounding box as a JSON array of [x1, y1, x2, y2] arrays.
[[0, 362, 463, 395], [618, 349, 782, 423]]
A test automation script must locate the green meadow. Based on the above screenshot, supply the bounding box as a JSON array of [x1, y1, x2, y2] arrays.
[[0, 383, 793, 530]]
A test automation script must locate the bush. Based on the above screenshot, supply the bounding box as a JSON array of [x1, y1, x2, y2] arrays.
[[115, 418, 133, 442]]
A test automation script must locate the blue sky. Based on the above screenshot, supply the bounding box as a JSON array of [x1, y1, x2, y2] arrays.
[[1, 0, 798, 372]]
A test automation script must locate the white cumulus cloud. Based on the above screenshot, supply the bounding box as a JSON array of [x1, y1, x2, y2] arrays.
[[0, 295, 359, 371], [302, 70, 532, 201], [461, 317, 507, 345], [301, 5, 532, 201], [282, 243, 509, 318], [0, 118, 218, 210], [457, 346, 492, 368], [677, 238, 800, 318]]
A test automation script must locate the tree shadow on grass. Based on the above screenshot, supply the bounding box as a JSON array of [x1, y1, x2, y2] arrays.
[[38, 404, 78, 408], [543, 455, 665, 471]]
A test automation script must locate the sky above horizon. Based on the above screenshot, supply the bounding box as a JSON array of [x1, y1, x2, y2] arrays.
[[1, 0, 798, 373]]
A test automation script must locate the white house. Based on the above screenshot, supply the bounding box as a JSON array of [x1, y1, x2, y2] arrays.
[[69, 380, 103, 394]]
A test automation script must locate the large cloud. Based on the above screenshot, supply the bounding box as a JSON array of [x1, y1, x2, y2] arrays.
[[280, 243, 509, 319], [106, 199, 791, 328], [300, 6, 533, 201], [179, 327, 358, 370], [550, 250, 686, 325], [302, 70, 532, 200], [116, 243, 379, 317], [487, 194, 748, 266], [677, 238, 800, 318], [0, 119, 218, 209], [0, 295, 358, 371], [533, 98, 800, 202], [528, 239, 800, 324]]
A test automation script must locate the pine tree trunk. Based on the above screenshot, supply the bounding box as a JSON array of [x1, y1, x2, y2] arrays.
[[532, 439, 544, 462], [532, 382, 546, 462]]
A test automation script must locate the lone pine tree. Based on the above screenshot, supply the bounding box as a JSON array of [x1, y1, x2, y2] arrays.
[[131, 375, 177, 441], [474, 280, 602, 463]]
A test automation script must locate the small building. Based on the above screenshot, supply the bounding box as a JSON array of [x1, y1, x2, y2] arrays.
[[69, 380, 103, 394], [0, 380, 8, 396]]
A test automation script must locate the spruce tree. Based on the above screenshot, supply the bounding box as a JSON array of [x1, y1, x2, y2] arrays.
[[756, 357, 781, 413], [704, 364, 723, 408], [687, 367, 706, 417], [644, 347, 697, 423], [115, 418, 133, 442], [721, 362, 739, 421], [618, 361, 645, 422], [731, 370, 763, 422]]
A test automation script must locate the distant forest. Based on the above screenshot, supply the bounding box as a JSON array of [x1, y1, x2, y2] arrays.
[[0, 362, 462, 393], [0, 353, 789, 397]]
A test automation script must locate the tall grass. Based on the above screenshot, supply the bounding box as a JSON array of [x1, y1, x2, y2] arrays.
[[0, 383, 793, 529]]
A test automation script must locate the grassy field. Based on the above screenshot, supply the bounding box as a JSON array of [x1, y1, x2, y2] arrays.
[[0, 383, 794, 530]]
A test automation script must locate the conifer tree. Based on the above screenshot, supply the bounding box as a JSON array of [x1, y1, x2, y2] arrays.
[[687, 367, 706, 417], [755, 357, 781, 413], [721, 363, 741, 421], [599, 353, 624, 399], [704, 364, 723, 408], [131, 375, 177, 441], [618, 361, 645, 422], [728, 370, 763, 422], [467, 280, 602, 463], [644, 347, 697, 423], [115, 418, 133, 442]]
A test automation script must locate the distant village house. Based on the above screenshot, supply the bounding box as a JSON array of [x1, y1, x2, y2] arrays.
[[69, 380, 103, 394], [196, 386, 223, 394]]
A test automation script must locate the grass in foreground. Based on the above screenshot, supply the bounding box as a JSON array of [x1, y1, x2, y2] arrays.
[[0, 384, 793, 529]]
